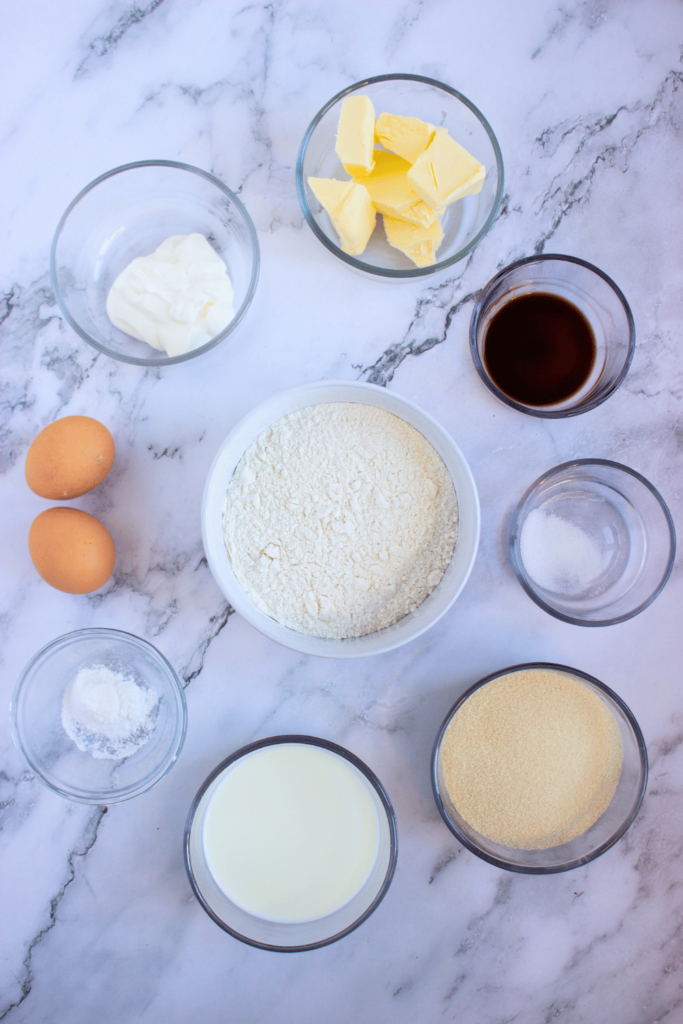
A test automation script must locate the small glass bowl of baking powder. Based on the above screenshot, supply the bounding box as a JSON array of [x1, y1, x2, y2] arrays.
[[509, 460, 676, 626], [432, 663, 648, 873], [51, 161, 259, 366], [11, 628, 187, 803]]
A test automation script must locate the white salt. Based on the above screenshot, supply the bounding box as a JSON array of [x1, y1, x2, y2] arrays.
[[519, 508, 604, 595]]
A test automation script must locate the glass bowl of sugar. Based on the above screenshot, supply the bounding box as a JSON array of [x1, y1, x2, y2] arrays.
[[509, 460, 676, 626], [432, 663, 648, 873], [11, 628, 187, 803]]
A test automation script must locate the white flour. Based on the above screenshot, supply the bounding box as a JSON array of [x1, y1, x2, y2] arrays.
[[223, 403, 458, 639], [62, 664, 159, 760]]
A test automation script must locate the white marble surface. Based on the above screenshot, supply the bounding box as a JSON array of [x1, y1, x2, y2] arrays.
[[2, 1, 683, 1021]]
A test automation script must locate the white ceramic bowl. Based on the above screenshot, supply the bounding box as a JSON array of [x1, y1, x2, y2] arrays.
[[202, 380, 480, 658]]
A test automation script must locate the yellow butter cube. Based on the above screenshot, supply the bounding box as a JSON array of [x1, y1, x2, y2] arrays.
[[308, 176, 376, 256], [375, 112, 436, 164], [407, 130, 486, 208], [353, 151, 441, 228], [383, 215, 444, 268], [335, 95, 376, 177]]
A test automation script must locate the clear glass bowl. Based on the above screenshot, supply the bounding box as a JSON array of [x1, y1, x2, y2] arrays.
[[509, 460, 676, 626], [11, 628, 187, 803], [202, 380, 480, 658], [470, 255, 635, 416], [184, 735, 398, 951], [432, 663, 648, 873], [50, 161, 260, 366], [296, 74, 504, 278]]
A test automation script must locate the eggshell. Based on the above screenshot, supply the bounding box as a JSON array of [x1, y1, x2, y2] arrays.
[[28, 507, 116, 594], [25, 416, 115, 499]]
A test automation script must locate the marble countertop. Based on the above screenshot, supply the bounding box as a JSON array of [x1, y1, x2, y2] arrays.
[[2, 2, 683, 1022]]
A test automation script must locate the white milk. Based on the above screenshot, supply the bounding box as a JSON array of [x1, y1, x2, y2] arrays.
[[202, 743, 381, 923]]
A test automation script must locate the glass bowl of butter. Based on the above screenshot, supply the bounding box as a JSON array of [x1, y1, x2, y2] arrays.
[[296, 74, 504, 278], [51, 161, 260, 366]]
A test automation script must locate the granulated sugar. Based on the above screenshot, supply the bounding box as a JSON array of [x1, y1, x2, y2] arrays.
[[439, 667, 623, 849], [223, 402, 458, 639]]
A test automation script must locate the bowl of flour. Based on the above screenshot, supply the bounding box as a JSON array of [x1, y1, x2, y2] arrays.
[[202, 381, 480, 658]]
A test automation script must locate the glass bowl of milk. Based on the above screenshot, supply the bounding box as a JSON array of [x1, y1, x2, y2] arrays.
[[184, 735, 398, 950], [51, 161, 260, 366]]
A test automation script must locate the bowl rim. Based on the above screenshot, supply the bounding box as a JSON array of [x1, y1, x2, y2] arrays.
[[10, 627, 188, 804], [201, 378, 481, 658], [295, 73, 505, 278], [508, 458, 676, 626], [431, 661, 649, 874], [183, 733, 399, 951], [469, 253, 636, 417], [50, 159, 260, 367]]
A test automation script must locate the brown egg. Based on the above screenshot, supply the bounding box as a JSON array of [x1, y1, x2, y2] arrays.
[[28, 507, 116, 594], [25, 416, 115, 499]]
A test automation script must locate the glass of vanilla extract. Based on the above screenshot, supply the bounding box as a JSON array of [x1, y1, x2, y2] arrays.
[[470, 255, 635, 417]]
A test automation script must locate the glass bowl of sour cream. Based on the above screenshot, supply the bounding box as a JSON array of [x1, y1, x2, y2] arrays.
[[184, 735, 398, 950], [51, 161, 260, 366], [11, 628, 187, 803]]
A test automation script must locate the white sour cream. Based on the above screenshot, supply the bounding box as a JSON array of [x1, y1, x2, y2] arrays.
[[106, 233, 234, 357], [202, 743, 381, 923]]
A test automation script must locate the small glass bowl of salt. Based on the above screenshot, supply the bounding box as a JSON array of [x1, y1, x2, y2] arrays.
[[509, 460, 676, 626], [11, 628, 187, 803]]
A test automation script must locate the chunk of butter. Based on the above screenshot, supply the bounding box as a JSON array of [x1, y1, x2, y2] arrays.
[[335, 95, 376, 177], [375, 112, 436, 164], [106, 233, 234, 358], [308, 177, 376, 256], [383, 216, 444, 268], [407, 130, 486, 208], [353, 151, 442, 228]]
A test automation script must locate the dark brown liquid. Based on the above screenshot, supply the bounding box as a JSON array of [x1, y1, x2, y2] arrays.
[[483, 292, 596, 407]]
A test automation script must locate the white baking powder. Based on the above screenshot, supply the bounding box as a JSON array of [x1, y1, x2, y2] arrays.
[[222, 403, 458, 639], [62, 664, 159, 760]]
